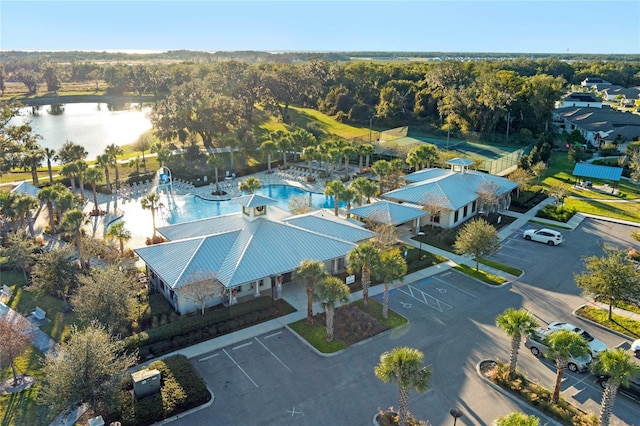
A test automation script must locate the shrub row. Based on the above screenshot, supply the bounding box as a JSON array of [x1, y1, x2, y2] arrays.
[[535, 204, 576, 222], [111, 355, 210, 426], [124, 296, 275, 357]]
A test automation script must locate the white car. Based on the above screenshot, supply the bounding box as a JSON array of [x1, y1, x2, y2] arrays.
[[523, 228, 563, 246], [631, 339, 640, 358], [547, 321, 608, 357]]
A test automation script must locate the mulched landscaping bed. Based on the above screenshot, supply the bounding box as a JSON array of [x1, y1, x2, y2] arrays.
[[313, 304, 387, 346]]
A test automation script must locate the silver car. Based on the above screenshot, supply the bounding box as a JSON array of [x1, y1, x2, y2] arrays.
[[547, 321, 608, 358], [524, 328, 593, 373]]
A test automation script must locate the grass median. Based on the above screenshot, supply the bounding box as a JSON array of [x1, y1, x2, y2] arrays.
[[575, 305, 640, 339]]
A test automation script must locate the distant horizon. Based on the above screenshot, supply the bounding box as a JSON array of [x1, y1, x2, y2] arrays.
[[1, 1, 638, 55], [1, 48, 635, 57]]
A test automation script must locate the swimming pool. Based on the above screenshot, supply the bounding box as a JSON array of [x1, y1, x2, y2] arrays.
[[117, 185, 343, 236]]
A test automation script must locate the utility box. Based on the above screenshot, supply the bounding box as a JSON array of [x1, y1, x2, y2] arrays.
[[131, 368, 161, 400]]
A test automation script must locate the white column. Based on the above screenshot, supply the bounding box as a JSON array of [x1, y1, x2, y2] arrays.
[[254, 280, 260, 298], [276, 276, 283, 299]]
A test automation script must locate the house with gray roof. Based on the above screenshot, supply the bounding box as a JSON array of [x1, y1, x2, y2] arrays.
[[553, 105, 640, 147], [556, 92, 602, 109], [600, 86, 640, 104], [381, 158, 518, 229], [134, 194, 375, 314]]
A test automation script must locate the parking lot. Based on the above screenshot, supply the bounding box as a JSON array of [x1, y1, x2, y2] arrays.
[[174, 219, 640, 426]]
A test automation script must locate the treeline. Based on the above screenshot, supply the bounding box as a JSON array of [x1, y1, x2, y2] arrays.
[[1, 53, 640, 151]]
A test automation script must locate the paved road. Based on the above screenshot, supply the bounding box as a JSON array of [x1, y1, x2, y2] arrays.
[[171, 218, 640, 426]]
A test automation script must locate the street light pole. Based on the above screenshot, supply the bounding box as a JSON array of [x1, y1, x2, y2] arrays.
[[369, 115, 374, 144], [417, 231, 425, 260], [449, 408, 463, 425]]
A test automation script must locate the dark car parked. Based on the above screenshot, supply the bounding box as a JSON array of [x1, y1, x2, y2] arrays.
[[596, 375, 640, 402]]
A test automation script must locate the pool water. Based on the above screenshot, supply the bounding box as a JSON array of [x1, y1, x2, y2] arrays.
[[118, 185, 343, 236]]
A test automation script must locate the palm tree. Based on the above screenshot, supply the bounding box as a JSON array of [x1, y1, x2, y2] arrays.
[[60, 162, 79, 192], [313, 276, 350, 342], [347, 242, 381, 306], [340, 186, 358, 218], [128, 157, 141, 176], [324, 180, 345, 216], [207, 153, 224, 194], [351, 177, 371, 206], [374, 347, 432, 426], [61, 208, 87, 258], [360, 143, 375, 169], [546, 329, 591, 404], [55, 190, 83, 226], [75, 160, 89, 199], [84, 167, 104, 214], [96, 153, 112, 193], [295, 260, 327, 324], [271, 130, 291, 169], [14, 194, 38, 236], [373, 249, 407, 319], [239, 176, 261, 194], [301, 145, 319, 174], [495, 308, 539, 377], [43, 147, 57, 184], [260, 140, 277, 173], [105, 144, 124, 190], [37, 184, 61, 233], [339, 141, 356, 179], [140, 192, 164, 239], [106, 221, 132, 254], [592, 348, 640, 426]]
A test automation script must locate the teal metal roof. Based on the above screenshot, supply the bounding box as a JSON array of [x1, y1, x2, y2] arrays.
[[349, 201, 426, 226], [136, 211, 376, 289], [572, 163, 623, 181], [383, 169, 518, 210]]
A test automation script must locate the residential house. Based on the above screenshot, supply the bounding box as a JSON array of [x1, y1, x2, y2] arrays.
[[556, 92, 602, 109], [553, 105, 640, 147]]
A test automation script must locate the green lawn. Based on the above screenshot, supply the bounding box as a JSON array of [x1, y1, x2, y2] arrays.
[[533, 152, 640, 222], [2, 271, 76, 343], [575, 305, 640, 339], [453, 264, 508, 286], [0, 345, 55, 426]]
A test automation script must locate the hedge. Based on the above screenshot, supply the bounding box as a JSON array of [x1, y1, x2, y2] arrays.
[[110, 355, 210, 426], [124, 296, 282, 359]]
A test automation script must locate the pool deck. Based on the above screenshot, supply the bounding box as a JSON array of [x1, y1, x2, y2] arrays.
[[82, 167, 347, 250]]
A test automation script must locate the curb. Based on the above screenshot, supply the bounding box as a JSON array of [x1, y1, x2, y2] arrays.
[[475, 360, 562, 426], [285, 314, 411, 358], [572, 304, 638, 342], [151, 386, 215, 426]]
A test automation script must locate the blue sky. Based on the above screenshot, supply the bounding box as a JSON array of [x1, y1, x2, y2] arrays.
[[1, 1, 639, 54]]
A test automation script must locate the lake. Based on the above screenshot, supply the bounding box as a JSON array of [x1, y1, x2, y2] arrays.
[[8, 102, 153, 163]]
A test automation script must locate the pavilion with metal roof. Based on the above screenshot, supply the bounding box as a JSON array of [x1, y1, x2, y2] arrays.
[[348, 200, 426, 233], [571, 162, 624, 193]]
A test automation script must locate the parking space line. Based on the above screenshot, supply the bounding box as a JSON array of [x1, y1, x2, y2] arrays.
[[223, 348, 259, 388], [432, 276, 477, 298], [255, 337, 293, 373], [233, 342, 253, 350], [198, 353, 219, 362], [397, 285, 453, 312], [264, 331, 282, 339]]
